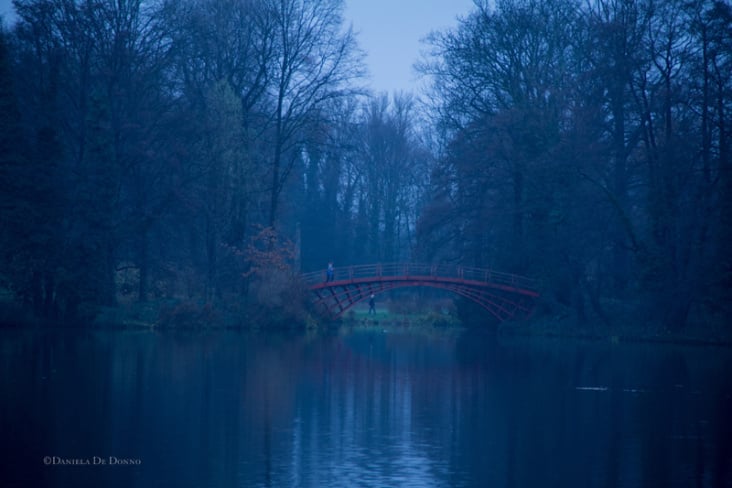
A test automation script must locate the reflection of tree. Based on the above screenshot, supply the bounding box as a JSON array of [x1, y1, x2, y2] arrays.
[[5, 331, 732, 486], [637, 351, 688, 487]]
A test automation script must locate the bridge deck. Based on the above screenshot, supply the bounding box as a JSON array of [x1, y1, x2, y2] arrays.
[[302, 263, 540, 321], [302, 263, 539, 294]]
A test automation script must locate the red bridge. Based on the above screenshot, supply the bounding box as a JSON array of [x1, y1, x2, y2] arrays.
[[302, 263, 540, 322]]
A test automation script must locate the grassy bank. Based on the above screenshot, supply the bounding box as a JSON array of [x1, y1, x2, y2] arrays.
[[341, 309, 462, 329], [3, 291, 730, 348]]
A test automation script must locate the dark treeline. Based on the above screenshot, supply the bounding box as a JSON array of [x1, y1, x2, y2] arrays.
[[416, 0, 732, 330], [0, 0, 428, 325], [0, 0, 730, 331]]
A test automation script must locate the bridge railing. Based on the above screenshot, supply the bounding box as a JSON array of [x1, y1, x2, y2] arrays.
[[301, 262, 539, 292]]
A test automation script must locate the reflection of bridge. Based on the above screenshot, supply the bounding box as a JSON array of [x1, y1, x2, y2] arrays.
[[302, 263, 540, 322]]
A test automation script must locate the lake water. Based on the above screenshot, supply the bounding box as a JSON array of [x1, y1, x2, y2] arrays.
[[1, 327, 731, 487]]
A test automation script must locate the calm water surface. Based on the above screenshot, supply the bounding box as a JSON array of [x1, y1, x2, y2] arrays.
[[1, 327, 731, 487]]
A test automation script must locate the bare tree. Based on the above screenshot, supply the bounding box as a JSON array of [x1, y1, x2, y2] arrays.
[[356, 93, 424, 262], [264, 0, 364, 226]]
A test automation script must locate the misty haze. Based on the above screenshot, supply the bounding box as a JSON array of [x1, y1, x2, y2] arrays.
[[1, 0, 731, 487]]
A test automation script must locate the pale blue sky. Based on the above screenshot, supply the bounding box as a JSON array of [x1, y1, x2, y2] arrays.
[[345, 0, 475, 94], [0, 0, 14, 23], [0, 0, 476, 94]]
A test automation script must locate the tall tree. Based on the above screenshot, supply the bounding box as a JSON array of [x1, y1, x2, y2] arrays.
[[265, 0, 364, 226], [583, 0, 646, 292], [417, 0, 732, 328], [418, 0, 579, 269], [9, 0, 177, 313], [357, 93, 424, 262]]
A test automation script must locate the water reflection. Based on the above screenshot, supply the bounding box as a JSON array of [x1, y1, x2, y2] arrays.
[[1, 328, 731, 487]]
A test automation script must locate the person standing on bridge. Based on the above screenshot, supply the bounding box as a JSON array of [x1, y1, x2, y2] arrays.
[[326, 262, 334, 282], [368, 294, 376, 315]]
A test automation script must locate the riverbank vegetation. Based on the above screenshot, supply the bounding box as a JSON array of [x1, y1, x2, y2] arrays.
[[1, 0, 730, 339]]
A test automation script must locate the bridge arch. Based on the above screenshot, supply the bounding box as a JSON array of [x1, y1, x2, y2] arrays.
[[302, 263, 539, 322]]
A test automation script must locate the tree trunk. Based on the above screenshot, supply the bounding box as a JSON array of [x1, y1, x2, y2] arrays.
[[138, 229, 149, 302]]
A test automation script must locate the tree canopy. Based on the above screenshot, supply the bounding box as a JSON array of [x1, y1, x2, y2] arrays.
[[0, 0, 730, 331]]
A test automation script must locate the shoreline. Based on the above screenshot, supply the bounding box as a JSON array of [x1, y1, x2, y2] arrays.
[[1, 304, 730, 348]]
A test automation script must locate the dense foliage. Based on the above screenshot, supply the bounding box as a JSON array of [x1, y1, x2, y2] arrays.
[[0, 0, 730, 331], [0, 0, 428, 326], [417, 0, 732, 329]]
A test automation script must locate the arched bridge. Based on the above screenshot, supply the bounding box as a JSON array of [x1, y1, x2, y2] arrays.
[[302, 263, 540, 322]]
